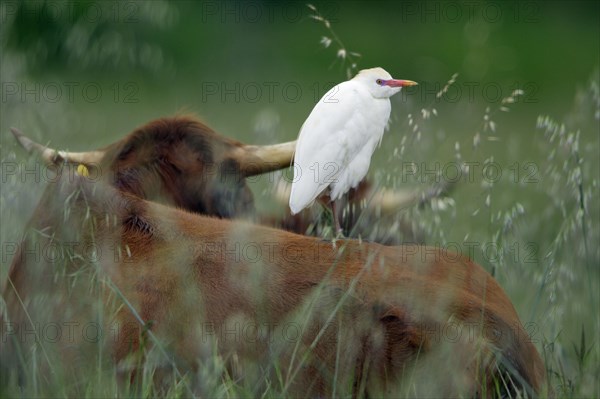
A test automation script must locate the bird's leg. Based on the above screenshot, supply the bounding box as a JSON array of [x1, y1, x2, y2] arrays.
[[318, 193, 344, 240], [330, 200, 344, 239]]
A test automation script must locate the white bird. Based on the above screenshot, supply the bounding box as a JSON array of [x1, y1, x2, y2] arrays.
[[289, 67, 417, 235]]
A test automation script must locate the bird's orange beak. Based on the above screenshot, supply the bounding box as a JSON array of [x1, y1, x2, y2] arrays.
[[385, 79, 418, 87]]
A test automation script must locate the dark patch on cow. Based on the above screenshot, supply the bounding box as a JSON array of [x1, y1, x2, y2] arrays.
[[117, 195, 155, 239], [205, 157, 254, 218], [117, 140, 135, 161], [114, 168, 147, 198], [123, 213, 154, 237], [377, 305, 430, 368]]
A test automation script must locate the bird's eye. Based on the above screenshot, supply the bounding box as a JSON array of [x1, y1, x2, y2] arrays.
[[376, 79, 383, 85]]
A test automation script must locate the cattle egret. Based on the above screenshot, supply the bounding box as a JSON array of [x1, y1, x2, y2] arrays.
[[289, 67, 417, 235]]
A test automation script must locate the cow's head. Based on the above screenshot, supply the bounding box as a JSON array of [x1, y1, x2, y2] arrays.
[[11, 116, 295, 218]]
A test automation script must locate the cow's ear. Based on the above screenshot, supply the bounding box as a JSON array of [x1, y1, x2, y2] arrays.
[[10, 127, 104, 166], [228, 141, 296, 177]]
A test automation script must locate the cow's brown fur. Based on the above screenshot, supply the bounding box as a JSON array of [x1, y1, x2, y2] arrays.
[[1, 173, 548, 397]]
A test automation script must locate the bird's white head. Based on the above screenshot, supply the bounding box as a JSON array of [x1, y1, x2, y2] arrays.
[[353, 67, 417, 99]]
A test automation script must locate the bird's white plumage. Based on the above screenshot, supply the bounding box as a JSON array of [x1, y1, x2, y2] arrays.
[[289, 67, 405, 215]]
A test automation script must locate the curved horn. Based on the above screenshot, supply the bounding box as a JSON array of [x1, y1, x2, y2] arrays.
[[370, 188, 419, 213], [271, 178, 421, 213], [270, 176, 458, 216], [234, 141, 296, 177], [10, 127, 104, 165], [374, 180, 459, 214]]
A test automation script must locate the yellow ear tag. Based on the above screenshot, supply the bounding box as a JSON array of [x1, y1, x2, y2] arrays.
[[77, 164, 90, 177]]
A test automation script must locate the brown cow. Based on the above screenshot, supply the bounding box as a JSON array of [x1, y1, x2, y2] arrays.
[[1, 170, 548, 397]]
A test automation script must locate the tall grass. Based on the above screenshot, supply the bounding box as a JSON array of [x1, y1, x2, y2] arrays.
[[1, 3, 598, 398]]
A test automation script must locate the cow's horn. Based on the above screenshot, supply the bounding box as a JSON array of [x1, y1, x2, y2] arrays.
[[375, 180, 458, 214], [235, 141, 296, 176], [10, 127, 104, 165]]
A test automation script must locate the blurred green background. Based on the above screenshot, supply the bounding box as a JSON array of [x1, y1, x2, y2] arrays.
[[1, 0, 599, 396]]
